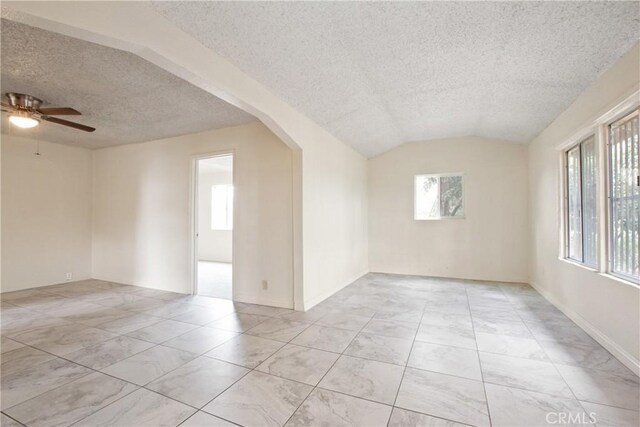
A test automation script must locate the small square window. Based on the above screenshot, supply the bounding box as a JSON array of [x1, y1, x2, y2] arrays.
[[415, 174, 464, 220]]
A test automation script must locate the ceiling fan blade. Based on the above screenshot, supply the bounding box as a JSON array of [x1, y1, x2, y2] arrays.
[[41, 116, 95, 132], [37, 107, 82, 115], [1, 101, 12, 108]]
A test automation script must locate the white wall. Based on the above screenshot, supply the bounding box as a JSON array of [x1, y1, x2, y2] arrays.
[[369, 137, 528, 283], [3, 2, 370, 311], [1, 134, 93, 291], [197, 167, 232, 263], [0, 118, 367, 311], [528, 43, 640, 373], [301, 139, 369, 309], [92, 122, 294, 307]]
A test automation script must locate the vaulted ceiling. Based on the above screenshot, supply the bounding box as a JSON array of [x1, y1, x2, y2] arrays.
[[1, 19, 256, 148], [152, 1, 640, 157]]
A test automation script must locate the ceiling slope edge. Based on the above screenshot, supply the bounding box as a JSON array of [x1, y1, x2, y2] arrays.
[[1, 1, 366, 160]]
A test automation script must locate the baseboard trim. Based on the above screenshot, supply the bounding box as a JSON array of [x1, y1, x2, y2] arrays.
[[91, 275, 192, 294], [530, 281, 640, 377], [233, 292, 293, 309], [303, 270, 369, 311], [369, 270, 528, 286], [1, 274, 93, 293]]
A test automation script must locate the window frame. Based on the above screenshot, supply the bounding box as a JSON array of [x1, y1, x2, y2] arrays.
[[564, 136, 598, 267], [606, 108, 639, 284], [565, 142, 584, 264], [557, 89, 639, 288], [414, 173, 465, 221]]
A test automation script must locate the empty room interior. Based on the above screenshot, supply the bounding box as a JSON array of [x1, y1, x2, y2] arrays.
[[1, 2, 639, 427]]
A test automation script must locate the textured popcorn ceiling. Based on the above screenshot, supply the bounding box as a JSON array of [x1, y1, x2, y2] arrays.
[[153, 1, 640, 157], [0, 19, 256, 148]]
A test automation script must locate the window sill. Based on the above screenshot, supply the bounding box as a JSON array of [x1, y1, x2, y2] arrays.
[[558, 257, 640, 289], [598, 272, 640, 289], [558, 257, 598, 273], [415, 216, 466, 221]]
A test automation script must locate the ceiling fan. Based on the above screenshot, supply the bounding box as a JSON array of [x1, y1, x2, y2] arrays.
[[1, 93, 95, 132]]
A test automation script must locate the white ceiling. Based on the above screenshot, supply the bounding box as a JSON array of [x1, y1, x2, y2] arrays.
[[153, 1, 640, 157], [1, 18, 256, 149]]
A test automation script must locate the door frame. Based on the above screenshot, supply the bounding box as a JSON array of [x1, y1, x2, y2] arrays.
[[190, 150, 236, 298]]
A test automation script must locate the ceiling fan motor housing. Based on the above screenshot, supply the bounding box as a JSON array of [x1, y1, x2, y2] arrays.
[[7, 93, 43, 111]]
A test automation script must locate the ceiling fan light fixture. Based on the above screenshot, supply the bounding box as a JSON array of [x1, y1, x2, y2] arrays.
[[9, 112, 39, 129], [2, 93, 94, 132]]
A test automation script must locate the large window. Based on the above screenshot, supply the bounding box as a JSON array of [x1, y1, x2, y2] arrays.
[[211, 184, 234, 230], [415, 174, 464, 220], [608, 110, 639, 283], [559, 95, 639, 286], [566, 136, 597, 266]]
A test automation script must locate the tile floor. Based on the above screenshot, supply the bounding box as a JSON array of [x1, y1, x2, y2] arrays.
[[1, 274, 638, 427], [197, 261, 232, 300]]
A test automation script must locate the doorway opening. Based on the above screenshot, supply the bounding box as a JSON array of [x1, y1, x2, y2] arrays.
[[195, 153, 234, 299]]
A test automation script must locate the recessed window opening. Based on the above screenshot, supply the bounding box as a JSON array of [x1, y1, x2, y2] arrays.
[[608, 110, 639, 283], [415, 174, 464, 220], [565, 136, 598, 267]]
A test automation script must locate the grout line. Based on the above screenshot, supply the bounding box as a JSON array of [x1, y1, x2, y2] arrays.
[[385, 406, 477, 427], [505, 285, 597, 420], [4, 278, 636, 427], [176, 411, 242, 427], [0, 411, 27, 426], [280, 308, 371, 426], [69, 389, 197, 427], [2, 301, 254, 422], [465, 284, 493, 427], [389, 301, 425, 409], [152, 305, 349, 423], [1, 343, 127, 415], [496, 285, 640, 422], [62, 332, 248, 426]]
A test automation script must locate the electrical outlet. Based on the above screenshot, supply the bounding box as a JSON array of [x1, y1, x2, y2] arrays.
[[65, 272, 73, 281], [262, 280, 268, 290]]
